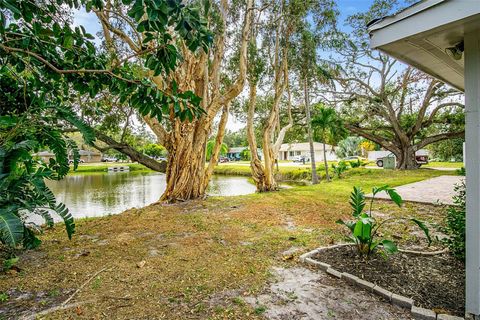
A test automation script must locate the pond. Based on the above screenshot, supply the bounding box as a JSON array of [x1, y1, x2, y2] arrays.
[[45, 172, 256, 220]]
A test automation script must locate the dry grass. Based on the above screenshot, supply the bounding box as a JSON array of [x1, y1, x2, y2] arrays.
[[0, 168, 453, 319]]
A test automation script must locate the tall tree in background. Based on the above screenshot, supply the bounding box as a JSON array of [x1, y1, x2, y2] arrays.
[[289, 3, 337, 184], [245, 1, 292, 192], [311, 105, 346, 181], [333, 0, 464, 169], [245, 0, 337, 190]]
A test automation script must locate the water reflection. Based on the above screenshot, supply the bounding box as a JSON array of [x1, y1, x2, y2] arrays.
[[45, 172, 256, 219]]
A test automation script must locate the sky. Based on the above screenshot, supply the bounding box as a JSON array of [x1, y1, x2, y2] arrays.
[[71, 0, 385, 132]]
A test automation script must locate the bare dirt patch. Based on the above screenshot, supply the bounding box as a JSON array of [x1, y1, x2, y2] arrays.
[[315, 247, 464, 316], [246, 266, 410, 319]]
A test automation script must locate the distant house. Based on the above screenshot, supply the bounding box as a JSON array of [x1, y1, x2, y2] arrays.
[[227, 147, 263, 161], [34, 150, 102, 163], [279, 142, 338, 161]]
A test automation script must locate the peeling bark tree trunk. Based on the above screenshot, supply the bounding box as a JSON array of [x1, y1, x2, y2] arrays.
[[246, 16, 292, 192], [96, 0, 253, 202]]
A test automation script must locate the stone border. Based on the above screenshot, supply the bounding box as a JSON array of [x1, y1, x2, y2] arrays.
[[299, 244, 464, 320]]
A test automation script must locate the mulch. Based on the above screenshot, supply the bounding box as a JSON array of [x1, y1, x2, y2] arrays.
[[314, 246, 465, 317]]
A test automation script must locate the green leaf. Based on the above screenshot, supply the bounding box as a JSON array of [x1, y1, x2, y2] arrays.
[[411, 218, 431, 245], [380, 239, 398, 254], [349, 186, 365, 217], [336, 219, 355, 233], [386, 188, 403, 207], [353, 214, 372, 243], [54, 203, 75, 240], [0, 209, 24, 247]]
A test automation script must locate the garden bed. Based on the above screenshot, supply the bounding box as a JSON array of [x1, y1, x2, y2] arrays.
[[313, 246, 464, 317]]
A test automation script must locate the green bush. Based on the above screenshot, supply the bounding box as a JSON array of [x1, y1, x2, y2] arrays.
[[332, 161, 348, 178], [349, 159, 361, 168], [337, 185, 431, 257], [442, 181, 465, 261]]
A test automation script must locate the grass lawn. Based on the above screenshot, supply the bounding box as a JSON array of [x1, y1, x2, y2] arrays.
[[423, 161, 463, 169], [69, 162, 152, 174], [0, 168, 454, 319], [215, 161, 342, 181]]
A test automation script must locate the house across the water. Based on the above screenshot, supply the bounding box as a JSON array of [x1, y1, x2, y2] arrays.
[[34, 150, 102, 163], [279, 142, 338, 161], [227, 147, 263, 161]]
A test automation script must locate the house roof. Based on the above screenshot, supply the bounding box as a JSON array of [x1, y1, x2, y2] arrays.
[[368, 0, 480, 91], [228, 147, 247, 153], [279, 142, 334, 152]]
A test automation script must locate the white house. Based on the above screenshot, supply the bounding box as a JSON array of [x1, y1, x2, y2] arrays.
[[279, 142, 338, 161], [368, 0, 479, 315]]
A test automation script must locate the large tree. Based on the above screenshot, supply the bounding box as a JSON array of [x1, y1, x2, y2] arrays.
[[332, 0, 464, 169], [289, 4, 338, 184], [90, 0, 254, 202], [245, 0, 337, 191], [0, 0, 210, 245]]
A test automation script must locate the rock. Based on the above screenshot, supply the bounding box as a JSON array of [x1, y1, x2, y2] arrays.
[[355, 278, 375, 292], [326, 268, 342, 279], [341, 272, 359, 285], [372, 285, 393, 302], [391, 293, 413, 309], [411, 306, 436, 320], [437, 314, 464, 320], [148, 249, 160, 257], [136, 260, 146, 268]]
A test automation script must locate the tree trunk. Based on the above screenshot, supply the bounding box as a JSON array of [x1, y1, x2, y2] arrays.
[[246, 83, 277, 192], [160, 124, 209, 202], [304, 79, 319, 184], [323, 141, 330, 181], [394, 146, 419, 170]]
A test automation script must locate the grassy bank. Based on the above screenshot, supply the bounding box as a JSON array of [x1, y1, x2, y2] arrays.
[[69, 162, 152, 174], [423, 161, 463, 169], [1, 168, 451, 319]]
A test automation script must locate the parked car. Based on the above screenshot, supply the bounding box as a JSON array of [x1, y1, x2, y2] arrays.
[[219, 156, 230, 163], [292, 155, 310, 163], [344, 156, 367, 162], [376, 153, 429, 167], [68, 159, 84, 164], [101, 156, 118, 162]]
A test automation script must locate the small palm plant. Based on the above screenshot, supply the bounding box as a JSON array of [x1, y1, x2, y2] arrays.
[[337, 185, 431, 257]]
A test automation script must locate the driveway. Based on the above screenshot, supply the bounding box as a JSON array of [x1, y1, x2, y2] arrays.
[[367, 175, 464, 205]]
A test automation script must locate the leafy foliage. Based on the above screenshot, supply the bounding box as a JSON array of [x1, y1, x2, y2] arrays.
[[0, 0, 213, 246], [337, 185, 431, 257], [206, 140, 228, 161], [332, 160, 348, 179], [0, 0, 212, 122], [442, 180, 465, 260], [335, 136, 362, 159]]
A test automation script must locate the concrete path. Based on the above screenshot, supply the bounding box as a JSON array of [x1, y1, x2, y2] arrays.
[[368, 175, 464, 205]]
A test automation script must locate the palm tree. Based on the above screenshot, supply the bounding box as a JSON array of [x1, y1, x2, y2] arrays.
[[312, 106, 346, 181], [206, 140, 228, 161]]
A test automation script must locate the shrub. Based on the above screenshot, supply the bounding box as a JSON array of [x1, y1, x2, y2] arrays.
[[337, 185, 431, 257], [332, 160, 348, 178], [349, 159, 361, 168], [442, 180, 465, 261]]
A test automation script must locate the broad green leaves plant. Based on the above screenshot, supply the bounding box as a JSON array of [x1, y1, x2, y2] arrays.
[[337, 185, 431, 257]]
